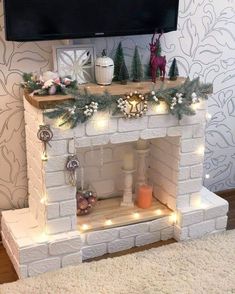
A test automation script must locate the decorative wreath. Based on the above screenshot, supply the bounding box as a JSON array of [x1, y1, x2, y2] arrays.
[[117, 91, 148, 118]]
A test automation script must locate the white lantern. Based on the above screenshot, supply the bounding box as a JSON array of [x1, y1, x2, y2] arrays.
[[95, 50, 114, 85]]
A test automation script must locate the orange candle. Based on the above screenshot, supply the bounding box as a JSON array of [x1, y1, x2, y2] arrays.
[[137, 185, 153, 209]]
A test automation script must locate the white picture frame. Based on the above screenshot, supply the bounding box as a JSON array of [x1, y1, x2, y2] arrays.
[[53, 44, 95, 84]]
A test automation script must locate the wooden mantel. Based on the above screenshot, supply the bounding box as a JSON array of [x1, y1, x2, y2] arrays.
[[24, 78, 185, 109]]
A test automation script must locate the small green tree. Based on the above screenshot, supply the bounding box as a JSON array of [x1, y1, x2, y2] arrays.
[[131, 46, 143, 82], [118, 60, 129, 84], [168, 58, 179, 80], [113, 42, 124, 81]]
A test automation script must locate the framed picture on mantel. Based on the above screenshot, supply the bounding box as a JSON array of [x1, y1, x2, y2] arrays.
[[53, 44, 95, 84]]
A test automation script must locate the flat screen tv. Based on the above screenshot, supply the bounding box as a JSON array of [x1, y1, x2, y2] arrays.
[[4, 0, 179, 41]]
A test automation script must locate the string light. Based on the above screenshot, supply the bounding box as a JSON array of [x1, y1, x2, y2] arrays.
[[205, 174, 210, 179], [93, 113, 109, 130], [81, 224, 89, 231], [40, 197, 47, 204], [155, 209, 162, 216], [154, 101, 168, 114], [41, 151, 48, 161], [206, 112, 212, 121], [169, 212, 177, 224], [133, 212, 140, 219], [196, 145, 205, 155], [105, 219, 113, 226]]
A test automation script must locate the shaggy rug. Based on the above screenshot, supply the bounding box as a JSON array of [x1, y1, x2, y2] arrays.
[[1, 230, 235, 294]]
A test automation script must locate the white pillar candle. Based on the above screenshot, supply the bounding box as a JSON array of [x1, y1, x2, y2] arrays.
[[136, 139, 148, 150], [123, 152, 134, 170]]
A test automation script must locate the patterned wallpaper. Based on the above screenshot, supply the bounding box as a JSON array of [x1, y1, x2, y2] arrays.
[[0, 0, 234, 214], [0, 1, 62, 213]]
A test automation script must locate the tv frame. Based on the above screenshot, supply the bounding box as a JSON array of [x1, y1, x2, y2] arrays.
[[3, 0, 179, 41]]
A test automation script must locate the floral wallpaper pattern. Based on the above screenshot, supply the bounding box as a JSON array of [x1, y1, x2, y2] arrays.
[[0, 0, 234, 215], [0, 1, 62, 213]]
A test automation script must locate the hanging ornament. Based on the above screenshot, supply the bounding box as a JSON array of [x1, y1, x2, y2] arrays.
[[76, 190, 97, 215], [117, 91, 148, 119], [66, 155, 80, 186], [37, 125, 53, 161]]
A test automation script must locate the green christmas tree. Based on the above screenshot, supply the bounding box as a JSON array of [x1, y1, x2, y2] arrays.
[[113, 42, 124, 81], [118, 60, 129, 84], [168, 58, 179, 80], [131, 46, 143, 82]]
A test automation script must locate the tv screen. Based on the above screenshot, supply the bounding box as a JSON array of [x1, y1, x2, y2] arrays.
[[4, 0, 179, 41]]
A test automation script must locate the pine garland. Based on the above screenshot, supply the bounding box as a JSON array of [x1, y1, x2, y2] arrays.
[[44, 77, 213, 128]]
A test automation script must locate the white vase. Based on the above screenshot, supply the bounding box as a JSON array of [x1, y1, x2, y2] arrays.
[[95, 50, 114, 85]]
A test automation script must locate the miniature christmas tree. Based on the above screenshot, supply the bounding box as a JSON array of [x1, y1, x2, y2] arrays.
[[113, 42, 124, 81], [118, 60, 129, 84], [168, 58, 179, 80], [131, 46, 143, 82]]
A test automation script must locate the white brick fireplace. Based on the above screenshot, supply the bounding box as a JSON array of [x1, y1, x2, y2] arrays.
[[1, 91, 228, 279]]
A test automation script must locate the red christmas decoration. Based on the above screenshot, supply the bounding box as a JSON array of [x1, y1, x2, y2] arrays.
[[149, 32, 166, 83]]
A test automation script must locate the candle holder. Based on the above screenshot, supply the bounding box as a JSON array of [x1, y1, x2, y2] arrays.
[[135, 148, 150, 195], [121, 168, 136, 207]]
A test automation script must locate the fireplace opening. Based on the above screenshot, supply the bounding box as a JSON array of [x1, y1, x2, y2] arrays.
[[76, 136, 180, 232]]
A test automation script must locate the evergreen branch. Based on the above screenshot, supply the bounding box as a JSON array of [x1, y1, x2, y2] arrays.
[[44, 77, 213, 129]]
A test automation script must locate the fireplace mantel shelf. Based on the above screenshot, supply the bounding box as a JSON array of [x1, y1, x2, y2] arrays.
[[24, 78, 185, 109]]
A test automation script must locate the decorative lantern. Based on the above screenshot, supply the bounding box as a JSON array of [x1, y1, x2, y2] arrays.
[[95, 49, 114, 85]]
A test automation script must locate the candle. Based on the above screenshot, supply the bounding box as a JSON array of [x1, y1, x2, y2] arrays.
[[137, 184, 153, 209], [136, 139, 148, 150], [123, 152, 134, 170]]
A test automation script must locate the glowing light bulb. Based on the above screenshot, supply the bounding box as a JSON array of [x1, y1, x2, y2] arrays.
[[206, 112, 212, 120], [191, 103, 198, 111], [133, 212, 140, 219], [94, 113, 109, 130], [169, 212, 177, 224], [41, 152, 48, 161], [40, 197, 46, 204], [205, 174, 210, 179], [81, 224, 89, 231], [105, 219, 113, 226], [196, 145, 205, 155], [154, 102, 168, 114], [155, 209, 162, 216]]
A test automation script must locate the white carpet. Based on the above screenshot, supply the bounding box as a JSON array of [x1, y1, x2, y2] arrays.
[[1, 230, 235, 294]]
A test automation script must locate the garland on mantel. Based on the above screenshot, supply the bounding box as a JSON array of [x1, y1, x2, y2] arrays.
[[42, 77, 212, 128]]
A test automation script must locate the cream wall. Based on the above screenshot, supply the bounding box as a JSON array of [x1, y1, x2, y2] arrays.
[[0, 0, 235, 215]]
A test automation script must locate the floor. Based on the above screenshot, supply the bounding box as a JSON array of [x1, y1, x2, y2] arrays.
[[0, 191, 234, 284]]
